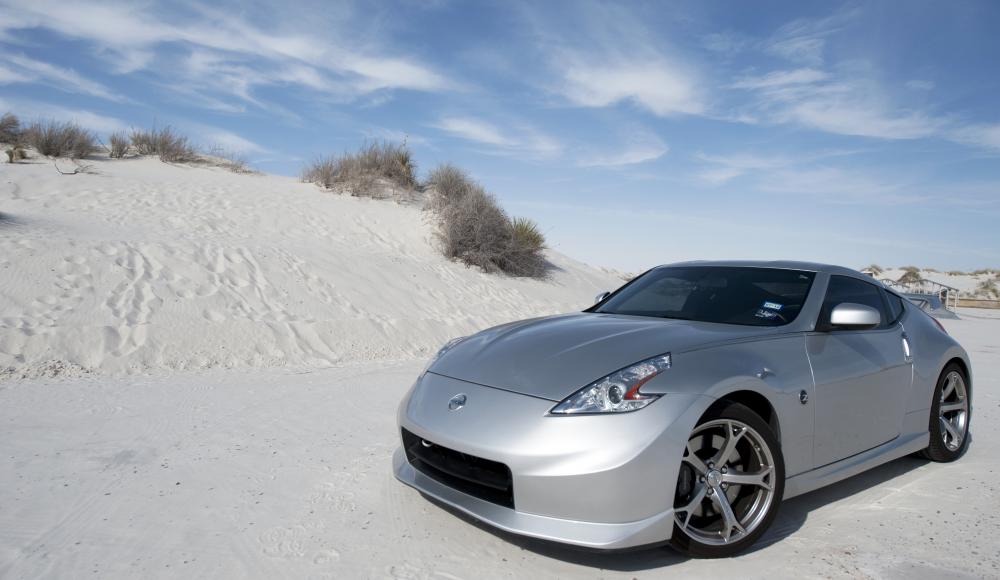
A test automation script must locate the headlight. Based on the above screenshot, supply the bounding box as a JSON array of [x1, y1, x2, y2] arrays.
[[420, 336, 467, 377], [550, 353, 671, 414]]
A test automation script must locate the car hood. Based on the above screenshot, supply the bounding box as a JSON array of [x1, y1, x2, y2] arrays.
[[429, 312, 779, 401]]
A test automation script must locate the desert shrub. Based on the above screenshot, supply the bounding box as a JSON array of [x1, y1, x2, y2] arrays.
[[971, 268, 995, 276], [130, 126, 197, 162], [302, 156, 338, 188], [976, 278, 999, 298], [505, 217, 548, 278], [511, 217, 545, 251], [108, 131, 129, 158], [946, 270, 965, 276], [426, 163, 548, 278], [0, 113, 20, 143], [425, 164, 476, 213], [5, 146, 26, 162], [219, 153, 251, 174], [865, 264, 884, 276], [437, 187, 515, 274], [23, 120, 98, 158], [896, 269, 922, 285], [302, 140, 416, 195], [204, 145, 255, 174], [924, 267, 939, 273]]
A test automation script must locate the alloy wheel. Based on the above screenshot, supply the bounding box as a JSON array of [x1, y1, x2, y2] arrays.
[[674, 419, 777, 546], [938, 370, 969, 452]]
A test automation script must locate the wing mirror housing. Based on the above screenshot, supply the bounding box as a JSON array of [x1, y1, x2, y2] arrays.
[[594, 291, 611, 304], [825, 302, 881, 330]]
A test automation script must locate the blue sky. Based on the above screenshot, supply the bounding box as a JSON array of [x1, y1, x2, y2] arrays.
[[1, 1, 998, 273]]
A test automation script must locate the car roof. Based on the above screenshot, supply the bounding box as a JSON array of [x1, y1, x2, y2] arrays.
[[654, 260, 869, 279]]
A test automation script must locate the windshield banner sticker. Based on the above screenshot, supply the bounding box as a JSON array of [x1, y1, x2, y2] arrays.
[[761, 301, 783, 311]]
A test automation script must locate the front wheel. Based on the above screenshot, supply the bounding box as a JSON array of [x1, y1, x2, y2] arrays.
[[670, 401, 785, 558], [921, 363, 971, 462]]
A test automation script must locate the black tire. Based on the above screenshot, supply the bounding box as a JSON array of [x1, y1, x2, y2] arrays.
[[921, 363, 971, 462], [670, 401, 785, 558]]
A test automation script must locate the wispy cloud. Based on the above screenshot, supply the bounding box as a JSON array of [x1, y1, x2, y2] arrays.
[[556, 58, 703, 117], [579, 130, 668, 167], [521, 2, 704, 117], [432, 117, 515, 147], [430, 116, 561, 158], [949, 124, 1000, 152], [196, 129, 267, 155], [0, 97, 127, 133], [694, 152, 792, 184], [762, 8, 857, 66], [0, 0, 457, 112], [732, 67, 944, 140], [0, 53, 124, 102], [757, 166, 914, 204], [731, 68, 828, 90]]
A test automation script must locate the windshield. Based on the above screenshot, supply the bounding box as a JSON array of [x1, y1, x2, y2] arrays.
[[594, 266, 816, 326]]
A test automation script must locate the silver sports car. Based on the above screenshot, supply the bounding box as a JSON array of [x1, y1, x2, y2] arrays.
[[393, 261, 972, 557]]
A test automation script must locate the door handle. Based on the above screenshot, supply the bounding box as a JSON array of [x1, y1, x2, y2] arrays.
[[901, 333, 913, 363]]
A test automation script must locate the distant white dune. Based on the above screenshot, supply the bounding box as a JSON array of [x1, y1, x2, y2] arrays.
[[876, 268, 997, 297], [0, 157, 622, 380]]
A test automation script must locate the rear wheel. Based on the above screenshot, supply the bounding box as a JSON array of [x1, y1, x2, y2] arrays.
[[670, 401, 784, 558], [922, 363, 971, 462]]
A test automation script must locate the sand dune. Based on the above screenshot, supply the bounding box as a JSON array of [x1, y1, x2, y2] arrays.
[[0, 157, 621, 380]]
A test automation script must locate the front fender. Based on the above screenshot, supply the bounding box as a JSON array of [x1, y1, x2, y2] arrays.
[[642, 334, 815, 477]]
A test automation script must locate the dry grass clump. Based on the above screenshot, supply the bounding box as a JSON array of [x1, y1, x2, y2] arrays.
[[5, 146, 27, 163], [22, 120, 98, 158], [865, 263, 884, 276], [946, 270, 965, 276], [219, 154, 252, 174], [971, 268, 995, 276], [130, 126, 198, 162], [203, 146, 256, 174], [302, 141, 417, 197], [976, 278, 999, 298], [425, 164, 476, 213], [426, 163, 548, 278], [896, 269, 922, 285], [108, 131, 129, 158], [0, 113, 20, 144], [302, 156, 338, 187]]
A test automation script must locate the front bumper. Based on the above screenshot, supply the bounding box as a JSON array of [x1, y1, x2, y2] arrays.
[[393, 372, 710, 550]]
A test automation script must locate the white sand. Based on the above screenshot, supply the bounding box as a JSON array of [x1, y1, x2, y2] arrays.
[[0, 309, 997, 579], [1, 157, 620, 380], [2, 158, 998, 578]]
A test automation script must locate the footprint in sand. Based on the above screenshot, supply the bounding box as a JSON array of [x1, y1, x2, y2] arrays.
[[202, 310, 225, 322]]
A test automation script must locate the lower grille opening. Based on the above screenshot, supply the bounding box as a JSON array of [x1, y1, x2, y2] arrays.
[[402, 428, 514, 508]]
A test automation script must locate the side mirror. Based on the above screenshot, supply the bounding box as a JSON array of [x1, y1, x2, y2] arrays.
[[594, 291, 611, 304], [828, 303, 881, 330]]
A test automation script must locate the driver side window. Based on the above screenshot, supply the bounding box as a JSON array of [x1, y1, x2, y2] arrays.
[[820, 276, 891, 330]]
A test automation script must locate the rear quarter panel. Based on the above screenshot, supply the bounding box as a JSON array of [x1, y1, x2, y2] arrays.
[[902, 305, 972, 428]]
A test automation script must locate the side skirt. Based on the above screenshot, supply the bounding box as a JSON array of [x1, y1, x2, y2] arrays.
[[783, 431, 929, 500]]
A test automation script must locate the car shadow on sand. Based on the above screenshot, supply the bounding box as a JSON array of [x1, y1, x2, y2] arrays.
[[421, 453, 932, 571], [0, 212, 24, 227]]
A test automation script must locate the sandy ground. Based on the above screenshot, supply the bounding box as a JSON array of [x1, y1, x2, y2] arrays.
[[1, 308, 998, 579], [2, 156, 998, 578], [0, 157, 621, 380]]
